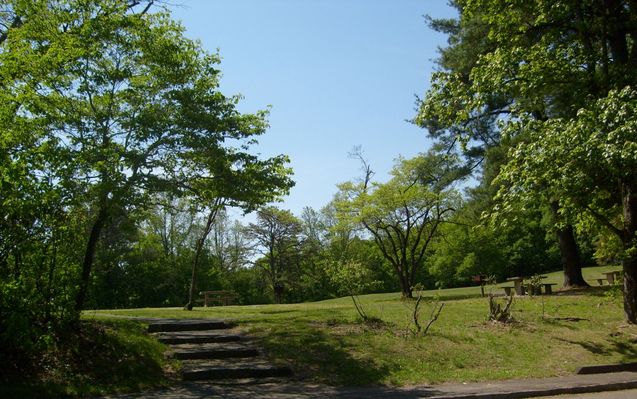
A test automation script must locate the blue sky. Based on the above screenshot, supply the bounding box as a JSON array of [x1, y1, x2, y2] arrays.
[[169, 0, 457, 216]]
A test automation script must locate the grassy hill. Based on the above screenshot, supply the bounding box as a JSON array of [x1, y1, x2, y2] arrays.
[[85, 265, 637, 387]]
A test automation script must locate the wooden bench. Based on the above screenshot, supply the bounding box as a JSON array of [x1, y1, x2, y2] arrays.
[[507, 277, 525, 296], [526, 283, 557, 295], [541, 283, 557, 295], [601, 271, 622, 285], [505, 283, 556, 296], [199, 290, 238, 307]]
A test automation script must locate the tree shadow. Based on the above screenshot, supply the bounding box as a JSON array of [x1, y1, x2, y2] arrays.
[[554, 286, 612, 297], [556, 336, 637, 362], [0, 319, 171, 398], [254, 322, 392, 386], [258, 309, 297, 315], [540, 317, 583, 331]]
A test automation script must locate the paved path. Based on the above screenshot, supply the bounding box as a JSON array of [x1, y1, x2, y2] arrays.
[[102, 372, 637, 399], [536, 389, 637, 398]]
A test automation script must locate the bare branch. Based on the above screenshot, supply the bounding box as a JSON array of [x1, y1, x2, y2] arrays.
[[348, 146, 375, 190]]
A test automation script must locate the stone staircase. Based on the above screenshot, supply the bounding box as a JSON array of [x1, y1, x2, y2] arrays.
[[147, 318, 292, 382]]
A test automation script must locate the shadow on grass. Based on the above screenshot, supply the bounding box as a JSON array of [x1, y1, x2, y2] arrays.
[[255, 322, 391, 386], [554, 286, 613, 297], [611, 340, 637, 362], [556, 336, 637, 362], [258, 309, 298, 315], [0, 319, 173, 398], [78, 320, 170, 387], [540, 317, 582, 331], [420, 293, 484, 302]]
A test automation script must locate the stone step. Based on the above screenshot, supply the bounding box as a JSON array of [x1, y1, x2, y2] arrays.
[[181, 359, 292, 381], [171, 343, 260, 360], [155, 331, 243, 345], [144, 319, 292, 382], [147, 319, 232, 333]]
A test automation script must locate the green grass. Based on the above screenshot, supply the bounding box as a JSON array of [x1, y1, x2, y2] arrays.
[[86, 265, 636, 387], [0, 319, 178, 399]]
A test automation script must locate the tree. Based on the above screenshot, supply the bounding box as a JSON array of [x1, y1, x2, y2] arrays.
[[336, 152, 461, 298], [422, 0, 637, 321], [417, 1, 589, 288], [182, 143, 292, 310], [0, 0, 292, 348], [496, 87, 637, 321], [209, 210, 251, 273], [295, 207, 332, 301], [0, 0, 159, 365], [327, 259, 380, 321], [245, 207, 302, 304], [144, 196, 197, 261]]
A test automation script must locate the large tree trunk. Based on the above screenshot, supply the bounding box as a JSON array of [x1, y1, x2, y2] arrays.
[[556, 225, 589, 287], [397, 264, 413, 299], [184, 208, 217, 311], [551, 202, 589, 288], [273, 282, 284, 304], [624, 254, 637, 323], [183, 237, 203, 311], [622, 181, 637, 323], [75, 207, 108, 313]]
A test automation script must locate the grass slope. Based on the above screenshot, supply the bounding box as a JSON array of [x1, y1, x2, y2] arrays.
[[87, 266, 637, 387], [0, 319, 178, 398]]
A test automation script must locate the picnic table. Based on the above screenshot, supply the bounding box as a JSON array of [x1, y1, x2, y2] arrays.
[[503, 276, 556, 296], [539, 282, 557, 294], [198, 290, 238, 307], [506, 277, 525, 296], [599, 271, 622, 285]]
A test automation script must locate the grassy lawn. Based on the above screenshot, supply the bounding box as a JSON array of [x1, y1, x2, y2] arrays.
[[85, 265, 637, 387]]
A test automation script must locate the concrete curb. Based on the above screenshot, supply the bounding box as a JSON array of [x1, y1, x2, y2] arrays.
[[427, 372, 637, 399], [429, 382, 637, 399]]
